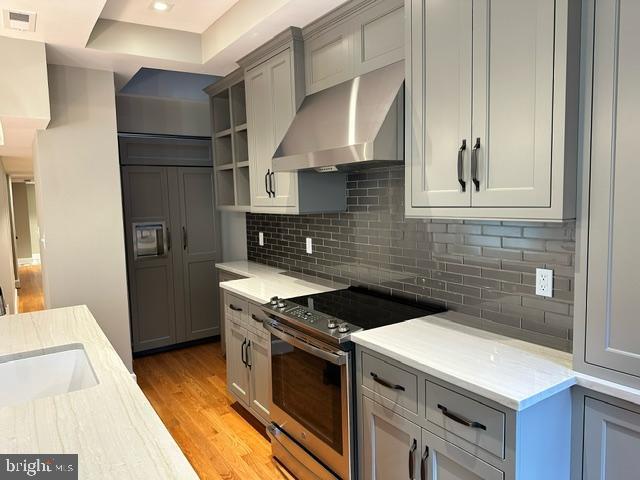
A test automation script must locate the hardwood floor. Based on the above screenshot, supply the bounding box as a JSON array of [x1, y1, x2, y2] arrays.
[[134, 342, 292, 480], [18, 264, 44, 313]]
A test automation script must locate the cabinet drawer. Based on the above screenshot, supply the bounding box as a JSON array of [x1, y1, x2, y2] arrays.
[[248, 303, 270, 340], [425, 380, 505, 459], [362, 351, 418, 414], [224, 292, 249, 327]]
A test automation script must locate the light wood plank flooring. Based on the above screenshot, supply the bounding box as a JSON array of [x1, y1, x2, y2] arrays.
[[134, 342, 291, 480], [18, 264, 44, 313]]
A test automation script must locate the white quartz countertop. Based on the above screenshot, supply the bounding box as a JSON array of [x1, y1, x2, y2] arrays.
[[0, 306, 197, 479], [215, 260, 285, 278], [350, 312, 576, 411], [220, 272, 346, 304]]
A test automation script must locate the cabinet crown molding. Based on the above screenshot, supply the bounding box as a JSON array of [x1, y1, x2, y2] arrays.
[[237, 26, 303, 70], [302, 0, 400, 41], [203, 68, 243, 96]]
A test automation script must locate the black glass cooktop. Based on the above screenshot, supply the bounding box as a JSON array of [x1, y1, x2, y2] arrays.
[[285, 286, 446, 331]]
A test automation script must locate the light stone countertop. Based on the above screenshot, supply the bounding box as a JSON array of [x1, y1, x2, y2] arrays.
[[220, 271, 346, 304], [0, 306, 198, 479], [351, 312, 576, 411], [215, 260, 285, 278]]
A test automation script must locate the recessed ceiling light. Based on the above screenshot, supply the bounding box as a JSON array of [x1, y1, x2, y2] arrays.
[[150, 1, 173, 12]]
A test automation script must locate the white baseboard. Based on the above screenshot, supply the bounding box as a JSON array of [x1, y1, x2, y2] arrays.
[[17, 257, 41, 266]]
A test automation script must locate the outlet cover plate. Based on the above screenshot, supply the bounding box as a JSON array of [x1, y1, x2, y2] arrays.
[[306, 237, 312, 254], [259, 232, 264, 246], [536, 268, 553, 297]]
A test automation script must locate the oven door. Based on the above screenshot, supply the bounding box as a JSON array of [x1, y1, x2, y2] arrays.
[[265, 321, 352, 480]]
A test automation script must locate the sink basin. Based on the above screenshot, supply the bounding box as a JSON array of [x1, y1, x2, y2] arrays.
[[0, 344, 98, 408]]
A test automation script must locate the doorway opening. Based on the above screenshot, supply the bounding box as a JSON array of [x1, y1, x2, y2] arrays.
[[9, 178, 44, 313]]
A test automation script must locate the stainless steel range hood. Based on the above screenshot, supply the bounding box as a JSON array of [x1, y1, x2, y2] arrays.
[[272, 61, 404, 173]]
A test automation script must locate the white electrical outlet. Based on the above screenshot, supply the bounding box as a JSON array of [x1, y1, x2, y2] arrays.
[[536, 268, 553, 297], [258, 232, 264, 246], [306, 237, 313, 254]]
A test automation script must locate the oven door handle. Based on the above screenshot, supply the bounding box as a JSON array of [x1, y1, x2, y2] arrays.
[[264, 322, 347, 366]]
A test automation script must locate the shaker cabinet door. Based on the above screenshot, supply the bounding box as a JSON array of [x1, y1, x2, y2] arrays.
[[584, 0, 640, 379], [267, 50, 298, 208], [175, 168, 218, 342], [361, 396, 423, 480], [408, 0, 472, 208], [471, 0, 555, 208], [421, 428, 503, 480], [246, 62, 274, 208], [583, 397, 640, 480], [227, 322, 250, 405], [248, 331, 271, 423]]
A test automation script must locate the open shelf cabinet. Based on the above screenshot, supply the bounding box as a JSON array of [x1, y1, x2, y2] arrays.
[[205, 70, 252, 212]]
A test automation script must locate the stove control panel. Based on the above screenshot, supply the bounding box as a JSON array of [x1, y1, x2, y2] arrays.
[[264, 297, 361, 344]]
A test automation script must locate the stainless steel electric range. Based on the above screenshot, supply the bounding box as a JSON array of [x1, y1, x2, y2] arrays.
[[260, 286, 446, 480]]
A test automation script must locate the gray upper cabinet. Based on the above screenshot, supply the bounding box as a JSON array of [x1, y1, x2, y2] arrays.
[[304, 0, 404, 95], [406, 0, 581, 220], [583, 397, 640, 480], [240, 28, 347, 215], [574, 0, 640, 387]]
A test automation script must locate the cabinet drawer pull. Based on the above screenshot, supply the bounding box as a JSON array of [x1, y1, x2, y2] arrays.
[[265, 170, 271, 197], [421, 446, 429, 480], [471, 137, 481, 191], [241, 338, 247, 366], [408, 438, 417, 479], [457, 139, 467, 192], [251, 314, 263, 323], [246, 341, 252, 369], [269, 171, 276, 196], [437, 404, 487, 430], [370, 372, 405, 391], [229, 304, 243, 312]]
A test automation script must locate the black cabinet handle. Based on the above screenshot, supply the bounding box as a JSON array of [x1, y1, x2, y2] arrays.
[[421, 446, 429, 480], [269, 171, 276, 196], [182, 226, 188, 250], [437, 404, 486, 430], [251, 314, 263, 323], [166, 226, 171, 251], [265, 170, 271, 197], [409, 439, 417, 480], [241, 338, 247, 366], [471, 137, 481, 192], [246, 340, 252, 369], [370, 372, 405, 391], [229, 304, 243, 312], [457, 139, 467, 192]]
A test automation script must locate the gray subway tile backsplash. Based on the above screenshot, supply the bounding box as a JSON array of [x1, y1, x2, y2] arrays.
[[246, 166, 575, 352]]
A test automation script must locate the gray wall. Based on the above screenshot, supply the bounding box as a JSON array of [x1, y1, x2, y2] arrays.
[[26, 184, 39, 256], [34, 65, 132, 370], [247, 166, 575, 351]]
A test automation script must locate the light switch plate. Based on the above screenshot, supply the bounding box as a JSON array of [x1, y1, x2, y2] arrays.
[[536, 268, 553, 297], [306, 237, 313, 254], [258, 232, 264, 246]]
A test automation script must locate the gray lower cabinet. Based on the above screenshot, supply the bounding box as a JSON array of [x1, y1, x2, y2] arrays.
[[223, 291, 271, 424], [361, 395, 422, 480], [216, 269, 247, 355], [582, 396, 640, 480], [122, 164, 219, 353], [358, 346, 571, 480]]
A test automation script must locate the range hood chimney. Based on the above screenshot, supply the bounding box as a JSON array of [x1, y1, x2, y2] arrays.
[[272, 61, 404, 173]]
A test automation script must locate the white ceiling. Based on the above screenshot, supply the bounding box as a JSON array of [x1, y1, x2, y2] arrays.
[[100, 0, 240, 34]]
